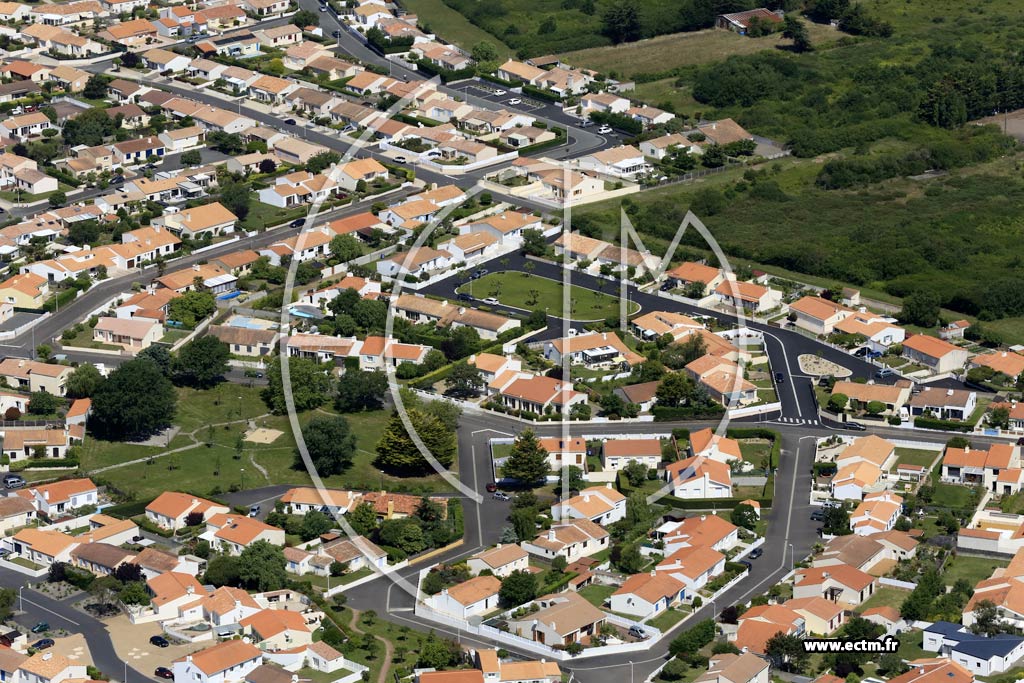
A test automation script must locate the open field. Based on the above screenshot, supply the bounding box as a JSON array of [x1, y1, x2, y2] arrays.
[[559, 24, 839, 78], [943, 554, 1006, 587], [400, 0, 513, 57], [458, 271, 638, 321]]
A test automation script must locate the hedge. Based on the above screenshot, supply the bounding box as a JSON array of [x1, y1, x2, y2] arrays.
[[132, 514, 175, 538], [103, 499, 154, 520], [538, 570, 579, 596], [447, 498, 464, 538], [478, 73, 519, 88], [616, 471, 773, 509], [653, 405, 726, 421], [913, 415, 974, 432], [10, 457, 79, 472], [412, 59, 476, 84], [521, 84, 561, 102]]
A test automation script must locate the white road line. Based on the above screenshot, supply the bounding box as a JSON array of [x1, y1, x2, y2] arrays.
[[761, 330, 801, 412], [23, 597, 79, 627]]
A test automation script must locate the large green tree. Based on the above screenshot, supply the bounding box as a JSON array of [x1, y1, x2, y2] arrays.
[[172, 336, 229, 388], [91, 358, 176, 439], [374, 409, 456, 472], [262, 356, 333, 414], [335, 370, 387, 413], [501, 429, 548, 486], [296, 415, 356, 475], [65, 363, 103, 398], [498, 569, 538, 607], [167, 291, 217, 328], [238, 540, 287, 591]]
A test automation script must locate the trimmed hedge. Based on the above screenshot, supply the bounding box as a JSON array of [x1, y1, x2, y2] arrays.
[[478, 73, 519, 88], [652, 406, 725, 421], [617, 471, 773, 509], [103, 499, 154, 520], [10, 457, 79, 472], [521, 84, 561, 102], [914, 415, 974, 432], [538, 570, 579, 596]]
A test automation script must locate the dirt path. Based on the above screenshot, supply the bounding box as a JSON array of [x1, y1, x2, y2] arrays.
[[349, 608, 394, 683]]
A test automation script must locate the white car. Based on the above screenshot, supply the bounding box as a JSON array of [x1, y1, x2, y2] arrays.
[[482, 297, 499, 305], [507, 98, 522, 106], [493, 89, 507, 96], [598, 125, 613, 134]]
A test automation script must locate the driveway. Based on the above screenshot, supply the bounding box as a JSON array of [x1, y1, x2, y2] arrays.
[[219, 484, 293, 521], [106, 615, 206, 672]]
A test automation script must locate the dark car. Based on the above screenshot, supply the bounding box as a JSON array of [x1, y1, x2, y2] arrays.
[[32, 639, 54, 650], [485, 482, 497, 493], [30, 622, 48, 634], [811, 510, 825, 522], [660, 282, 672, 291], [332, 30, 341, 37], [150, 635, 170, 648], [774, 372, 785, 383], [155, 668, 174, 680], [284, 118, 297, 125], [457, 293, 473, 302], [290, 218, 305, 228], [845, 421, 867, 431], [749, 547, 763, 559]]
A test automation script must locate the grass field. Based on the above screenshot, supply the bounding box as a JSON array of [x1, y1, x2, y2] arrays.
[[400, 0, 512, 57], [559, 24, 839, 79], [577, 583, 615, 608], [894, 448, 939, 469], [647, 607, 686, 631], [931, 483, 973, 509], [858, 586, 909, 612], [457, 271, 638, 321], [943, 554, 1006, 587]]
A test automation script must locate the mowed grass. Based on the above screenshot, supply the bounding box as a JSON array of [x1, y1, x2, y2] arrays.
[[559, 24, 840, 78], [401, 0, 512, 57], [894, 448, 939, 468], [943, 554, 1006, 587], [931, 483, 974, 509], [858, 586, 909, 612], [577, 583, 616, 608], [458, 272, 638, 321]]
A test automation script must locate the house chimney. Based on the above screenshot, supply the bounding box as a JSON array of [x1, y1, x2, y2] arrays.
[[583, 494, 590, 503], [42, 653, 52, 662], [547, 530, 556, 541]]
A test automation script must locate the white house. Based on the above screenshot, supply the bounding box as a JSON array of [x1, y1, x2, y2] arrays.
[[664, 457, 732, 499], [467, 544, 529, 578], [171, 640, 262, 683], [425, 575, 501, 619], [551, 485, 626, 525], [610, 572, 685, 619]]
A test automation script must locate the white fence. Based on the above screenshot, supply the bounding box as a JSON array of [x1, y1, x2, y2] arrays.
[[728, 402, 782, 419], [321, 560, 407, 597], [879, 577, 917, 590], [0, 312, 49, 341]]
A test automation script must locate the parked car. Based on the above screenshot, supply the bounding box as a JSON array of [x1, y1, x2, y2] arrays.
[[844, 421, 867, 431], [154, 668, 174, 680], [597, 125, 613, 134], [774, 372, 785, 383], [32, 639, 54, 650], [749, 547, 763, 559], [660, 282, 673, 291], [394, 156, 407, 164], [150, 635, 170, 648], [493, 89, 507, 96], [248, 505, 261, 518], [628, 625, 647, 639], [738, 560, 753, 570], [457, 293, 473, 302], [579, 119, 594, 127], [30, 622, 48, 634], [482, 297, 499, 305], [810, 510, 825, 522], [485, 482, 497, 493], [4, 474, 25, 489], [507, 98, 522, 105], [874, 367, 896, 378], [289, 218, 305, 228], [477, 269, 489, 277], [332, 30, 341, 37], [493, 492, 510, 501]]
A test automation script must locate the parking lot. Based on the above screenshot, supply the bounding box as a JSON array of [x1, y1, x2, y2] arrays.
[[457, 83, 550, 112]]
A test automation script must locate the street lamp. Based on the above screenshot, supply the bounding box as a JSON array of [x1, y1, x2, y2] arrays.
[[629, 660, 634, 683], [18, 586, 22, 613], [789, 543, 795, 571], [240, 467, 245, 491]]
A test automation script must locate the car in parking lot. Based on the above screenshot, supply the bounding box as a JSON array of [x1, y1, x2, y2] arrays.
[[150, 635, 170, 648], [30, 622, 48, 634], [493, 492, 510, 501], [507, 98, 522, 106], [493, 89, 507, 96], [482, 297, 499, 305], [4, 474, 25, 489], [597, 125, 613, 134], [749, 547, 763, 559], [32, 639, 54, 650], [155, 668, 174, 680]]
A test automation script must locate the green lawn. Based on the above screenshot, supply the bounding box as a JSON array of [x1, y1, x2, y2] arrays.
[[738, 440, 771, 465], [401, 0, 512, 57], [943, 554, 1006, 587], [894, 448, 939, 468], [647, 607, 687, 631], [932, 483, 973, 508], [59, 324, 120, 351], [7, 556, 42, 570], [577, 584, 616, 608], [858, 586, 909, 612], [896, 630, 929, 662], [457, 272, 639, 321]]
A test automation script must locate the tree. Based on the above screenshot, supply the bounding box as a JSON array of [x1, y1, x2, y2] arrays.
[[335, 370, 387, 412], [218, 180, 252, 220], [28, 390, 60, 415], [660, 659, 689, 682], [624, 491, 652, 528], [446, 363, 484, 399], [990, 405, 1011, 429], [417, 634, 460, 669], [601, 1, 642, 43], [510, 507, 537, 542], [828, 393, 848, 412], [656, 372, 692, 408], [499, 569, 538, 606], [307, 151, 341, 174], [822, 505, 852, 536], [765, 632, 810, 672], [374, 409, 456, 472], [89, 576, 122, 606], [66, 363, 103, 398], [378, 518, 426, 554], [68, 220, 100, 246], [970, 600, 1003, 636], [330, 234, 362, 263], [899, 291, 940, 327], [172, 336, 229, 388], [63, 108, 116, 147], [138, 345, 172, 377], [83, 74, 109, 100], [471, 41, 498, 62], [615, 543, 644, 573], [118, 581, 150, 606], [204, 555, 241, 587], [238, 540, 287, 591], [208, 131, 244, 154], [293, 8, 318, 26], [730, 503, 758, 531], [499, 526, 518, 543], [782, 15, 812, 52], [113, 562, 143, 584], [551, 555, 567, 574], [297, 415, 357, 476], [0, 588, 14, 622], [167, 290, 217, 328], [180, 149, 202, 166], [865, 400, 885, 416], [623, 460, 649, 488], [48, 192, 67, 209], [422, 570, 446, 595], [299, 510, 335, 541], [877, 654, 908, 677], [668, 620, 716, 657], [92, 358, 176, 440], [501, 429, 549, 486], [520, 229, 547, 256], [598, 391, 625, 418], [262, 356, 333, 414], [700, 144, 726, 169], [347, 501, 378, 536]]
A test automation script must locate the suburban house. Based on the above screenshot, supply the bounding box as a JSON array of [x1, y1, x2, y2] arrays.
[[666, 261, 726, 294], [689, 428, 742, 464], [543, 332, 644, 370], [551, 485, 626, 525], [521, 519, 609, 563], [202, 514, 286, 555], [902, 334, 971, 374], [426, 575, 501, 619], [830, 380, 912, 416], [909, 387, 978, 421], [171, 639, 263, 683], [941, 443, 1020, 493], [467, 544, 529, 578], [972, 351, 1024, 382], [695, 653, 770, 683], [789, 296, 853, 336], [794, 563, 877, 608], [664, 456, 732, 498], [733, 604, 804, 653], [498, 375, 587, 415], [16, 478, 97, 517], [145, 492, 230, 531], [714, 280, 782, 313], [849, 491, 904, 535], [537, 437, 587, 471], [574, 145, 650, 180], [601, 438, 662, 471], [655, 544, 726, 594], [507, 592, 606, 646], [0, 358, 72, 395], [684, 355, 757, 406], [92, 316, 163, 351], [716, 8, 783, 34], [609, 572, 686, 619]]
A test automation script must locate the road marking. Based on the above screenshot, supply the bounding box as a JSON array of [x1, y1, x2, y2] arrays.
[[22, 597, 79, 627], [761, 330, 801, 413]]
